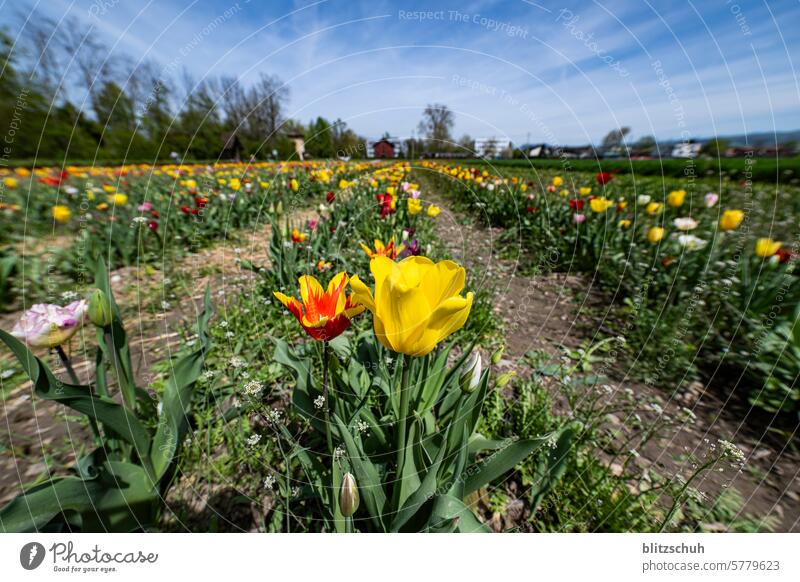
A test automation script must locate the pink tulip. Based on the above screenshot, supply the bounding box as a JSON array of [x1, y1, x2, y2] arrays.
[[307, 218, 319, 231], [138, 202, 154, 212], [573, 213, 586, 224], [704, 193, 719, 208], [11, 301, 88, 348]]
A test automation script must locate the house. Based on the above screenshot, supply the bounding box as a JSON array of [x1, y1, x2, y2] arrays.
[[286, 132, 306, 161], [474, 137, 512, 159], [367, 137, 403, 158], [671, 141, 702, 159], [220, 132, 243, 161]]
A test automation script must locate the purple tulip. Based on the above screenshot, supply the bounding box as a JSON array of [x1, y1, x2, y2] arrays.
[[11, 300, 88, 348], [399, 239, 421, 258]]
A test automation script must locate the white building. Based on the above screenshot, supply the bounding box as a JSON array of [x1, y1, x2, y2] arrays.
[[474, 137, 513, 159], [671, 142, 702, 158]]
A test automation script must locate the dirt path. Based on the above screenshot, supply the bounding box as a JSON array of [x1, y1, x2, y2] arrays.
[[422, 183, 800, 532], [0, 209, 316, 506]]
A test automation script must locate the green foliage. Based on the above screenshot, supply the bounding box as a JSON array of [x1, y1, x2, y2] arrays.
[[0, 260, 214, 532]]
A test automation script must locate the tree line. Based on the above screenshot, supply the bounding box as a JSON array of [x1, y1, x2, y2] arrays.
[[0, 14, 364, 164]]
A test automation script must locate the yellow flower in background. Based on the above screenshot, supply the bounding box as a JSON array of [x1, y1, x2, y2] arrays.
[[96, 202, 109, 211], [102, 184, 116, 193], [110, 193, 128, 205], [229, 178, 241, 191], [755, 238, 781, 258], [579, 187, 592, 196], [185, 179, 197, 190], [646, 202, 664, 215], [427, 204, 441, 217], [618, 219, 632, 229], [520, 183, 527, 192], [590, 197, 613, 213], [386, 186, 395, 196], [260, 181, 270, 189], [719, 209, 744, 231], [350, 256, 473, 356], [52, 205, 71, 223], [559, 189, 569, 197], [15, 168, 30, 177], [552, 176, 563, 187], [617, 200, 628, 210], [667, 190, 686, 207], [407, 198, 422, 215], [647, 226, 664, 243], [3, 177, 18, 188], [339, 179, 349, 189]]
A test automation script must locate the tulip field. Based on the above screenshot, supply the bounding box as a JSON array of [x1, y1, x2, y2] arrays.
[[0, 159, 797, 533]]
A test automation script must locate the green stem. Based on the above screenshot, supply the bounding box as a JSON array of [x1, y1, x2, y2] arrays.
[[394, 356, 411, 508], [658, 458, 716, 532], [345, 516, 353, 533], [322, 341, 333, 456], [55, 345, 79, 385], [55, 345, 101, 444], [104, 327, 135, 410]]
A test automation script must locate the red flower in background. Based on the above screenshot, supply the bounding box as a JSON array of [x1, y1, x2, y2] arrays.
[[326, 191, 335, 204], [147, 221, 158, 231], [776, 247, 794, 264], [596, 172, 613, 185], [569, 199, 585, 211]]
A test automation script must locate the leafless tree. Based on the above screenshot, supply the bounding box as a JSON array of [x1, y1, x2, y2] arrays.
[[417, 103, 454, 152]]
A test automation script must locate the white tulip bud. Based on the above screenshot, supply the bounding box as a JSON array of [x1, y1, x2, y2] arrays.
[[459, 351, 482, 394], [340, 472, 360, 517]]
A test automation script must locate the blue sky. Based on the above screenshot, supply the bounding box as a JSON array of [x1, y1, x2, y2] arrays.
[[3, 0, 799, 144]]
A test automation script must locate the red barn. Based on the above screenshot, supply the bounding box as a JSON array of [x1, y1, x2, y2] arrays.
[[372, 139, 396, 158]]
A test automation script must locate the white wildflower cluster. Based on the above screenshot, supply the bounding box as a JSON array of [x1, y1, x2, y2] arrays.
[[243, 380, 263, 397], [61, 290, 79, 301], [132, 216, 148, 225], [356, 419, 369, 434], [333, 445, 345, 462], [263, 475, 276, 490], [313, 395, 325, 409], [229, 356, 248, 369], [219, 320, 229, 328], [266, 408, 282, 424], [200, 370, 216, 382], [246, 433, 262, 447], [717, 439, 746, 467]]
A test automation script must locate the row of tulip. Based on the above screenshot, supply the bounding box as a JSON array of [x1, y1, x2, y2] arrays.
[[421, 162, 800, 414], [0, 160, 378, 307]]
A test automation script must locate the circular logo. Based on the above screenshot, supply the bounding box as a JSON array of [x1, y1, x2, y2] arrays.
[[19, 542, 46, 570]]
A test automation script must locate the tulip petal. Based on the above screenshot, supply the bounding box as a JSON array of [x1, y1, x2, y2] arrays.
[[350, 275, 376, 312]]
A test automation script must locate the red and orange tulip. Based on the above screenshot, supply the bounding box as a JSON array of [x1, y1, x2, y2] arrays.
[[274, 273, 364, 341], [360, 238, 403, 260]]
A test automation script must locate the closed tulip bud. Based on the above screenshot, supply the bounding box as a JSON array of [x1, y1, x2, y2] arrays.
[[87, 288, 113, 327], [459, 351, 482, 394], [340, 472, 360, 517], [491, 345, 505, 365], [275, 201, 284, 215]]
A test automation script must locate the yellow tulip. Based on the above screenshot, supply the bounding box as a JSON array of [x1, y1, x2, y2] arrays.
[[291, 178, 300, 192], [3, 177, 18, 188], [229, 178, 241, 191], [407, 198, 422, 215], [350, 256, 473, 356], [552, 176, 563, 187], [185, 179, 197, 190], [755, 238, 781, 258], [579, 187, 592, 196], [427, 204, 441, 217], [590, 197, 613, 213], [719, 209, 744, 231], [52, 205, 71, 223], [618, 219, 632, 229], [646, 202, 664, 215], [647, 226, 664, 243], [667, 190, 686, 207]]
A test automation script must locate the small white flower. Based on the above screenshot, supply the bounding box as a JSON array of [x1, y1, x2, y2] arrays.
[[267, 408, 282, 424], [356, 419, 369, 434], [637, 195, 651, 205], [219, 320, 229, 328], [264, 475, 276, 490], [60, 290, 79, 301], [244, 380, 263, 397], [160, 300, 171, 310], [677, 234, 708, 251], [225, 331, 235, 339], [229, 356, 247, 369], [313, 395, 325, 409], [246, 433, 262, 447]]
